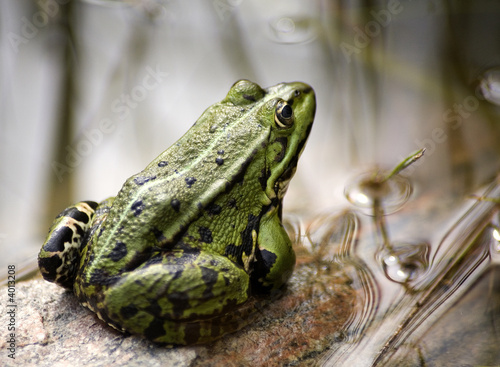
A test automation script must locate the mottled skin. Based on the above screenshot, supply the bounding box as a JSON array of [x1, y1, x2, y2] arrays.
[[38, 80, 316, 345]]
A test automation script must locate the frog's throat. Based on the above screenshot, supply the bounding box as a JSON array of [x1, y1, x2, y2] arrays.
[[266, 120, 313, 202]]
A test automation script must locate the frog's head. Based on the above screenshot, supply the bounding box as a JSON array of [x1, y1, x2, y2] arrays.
[[226, 80, 316, 204], [264, 81, 315, 202]]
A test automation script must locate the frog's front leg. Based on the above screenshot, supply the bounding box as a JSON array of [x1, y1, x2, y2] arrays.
[[98, 250, 251, 345], [252, 212, 296, 292], [38, 198, 114, 289]]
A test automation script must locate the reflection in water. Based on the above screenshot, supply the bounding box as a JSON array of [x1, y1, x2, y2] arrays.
[[344, 172, 412, 215], [479, 67, 500, 106], [305, 210, 379, 362], [378, 241, 429, 284], [344, 149, 424, 216], [493, 226, 500, 254], [321, 173, 500, 366]]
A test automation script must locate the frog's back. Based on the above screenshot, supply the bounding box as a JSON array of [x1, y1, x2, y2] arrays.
[[87, 102, 270, 274]]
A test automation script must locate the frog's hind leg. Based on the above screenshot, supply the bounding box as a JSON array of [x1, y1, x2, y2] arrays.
[[101, 250, 252, 345], [38, 198, 114, 289]]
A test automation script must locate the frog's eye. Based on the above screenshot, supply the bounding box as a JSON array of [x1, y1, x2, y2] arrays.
[[275, 100, 294, 128]]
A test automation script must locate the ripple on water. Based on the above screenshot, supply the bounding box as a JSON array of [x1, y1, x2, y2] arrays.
[[344, 172, 413, 215]]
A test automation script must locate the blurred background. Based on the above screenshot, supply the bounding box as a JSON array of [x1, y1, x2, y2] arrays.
[[1, 0, 500, 365]]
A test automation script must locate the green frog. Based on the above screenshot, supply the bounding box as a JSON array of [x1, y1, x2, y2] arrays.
[[38, 80, 316, 345]]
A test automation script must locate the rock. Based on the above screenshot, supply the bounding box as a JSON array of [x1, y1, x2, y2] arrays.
[[0, 254, 356, 367]]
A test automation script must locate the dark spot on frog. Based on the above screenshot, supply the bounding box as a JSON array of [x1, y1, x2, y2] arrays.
[[197, 202, 203, 210], [224, 243, 238, 260], [144, 316, 167, 341], [209, 320, 222, 340], [201, 266, 218, 287], [167, 290, 191, 318], [170, 198, 181, 212], [226, 148, 259, 191], [251, 248, 278, 293], [145, 298, 163, 318], [84, 200, 99, 210], [44, 226, 74, 253], [200, 267, 218, 298], [134, 175, 156, 185], [120, 304, 139, 318], [217, 150, 224, 155], [215, 157, 224, 166], [206, 203, 221, 216], [38, 256, 63, 282], [185, 177, 197, 188], [107, 241, 128, 262], [198, 226, 213, 243], [241, 214, 260, 256], [157, 161, 168, 167], [274, 136, 288, 162], [222, 274, 231, 286], [74, 222, 85, 238], [88, 268, 121, 286], [227, 198, 237, 209], [243, 94, 256, 101], [152, 228, 166, 243], [184, 322, 202, 345], [259, 168, 269, 191], [58, 205, 93, 224], [131, 200, 145, 217]]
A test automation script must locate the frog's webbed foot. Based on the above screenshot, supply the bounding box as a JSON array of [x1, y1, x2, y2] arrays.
[[101, 250, 252, 345]]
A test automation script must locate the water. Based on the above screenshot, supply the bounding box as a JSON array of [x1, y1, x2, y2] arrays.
[[378, 241, 429, 284], [315, 171, 500, 366], [344, 172, 413, 215], [479, 67, 500, 106]]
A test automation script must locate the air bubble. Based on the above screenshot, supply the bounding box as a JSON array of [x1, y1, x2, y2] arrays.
[[378, 242, 430, 284]]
